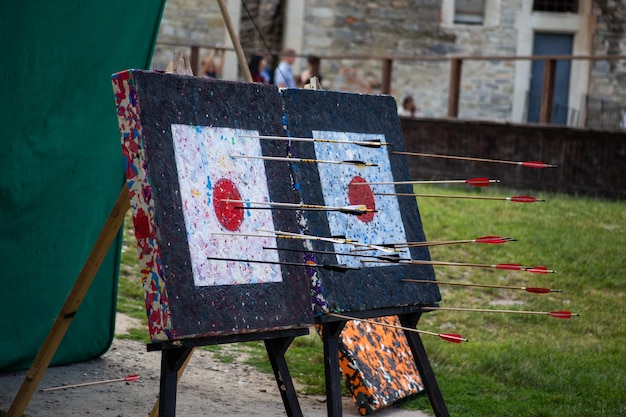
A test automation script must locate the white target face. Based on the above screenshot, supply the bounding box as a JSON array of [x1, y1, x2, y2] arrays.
[[171, 125, 280, 286], [313, 130, 410, 267]]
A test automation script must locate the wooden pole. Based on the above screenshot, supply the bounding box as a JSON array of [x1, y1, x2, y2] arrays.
[[190, 45, 200, 76], [448, 58, 462, 117], [539, 58, 557, 124], [216, 0, 253, 82], [381, 58, 393, 94], [8, 187, 130, 417]]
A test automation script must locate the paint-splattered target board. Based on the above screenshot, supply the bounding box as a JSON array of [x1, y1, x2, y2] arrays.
[[281, 89, 441, 313], [112, 70, 313, 341]]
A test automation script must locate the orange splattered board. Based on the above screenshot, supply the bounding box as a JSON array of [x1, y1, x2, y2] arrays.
[[338, 316, 423, 415]]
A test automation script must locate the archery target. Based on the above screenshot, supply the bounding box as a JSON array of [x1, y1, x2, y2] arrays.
[[313, 130, 410, 268], [172, 125, 280, 286]]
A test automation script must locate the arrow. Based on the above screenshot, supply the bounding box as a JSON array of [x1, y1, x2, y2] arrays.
[[420, 307, 578, 319], [384, 235, 516, 249], [256, 228, 401, 253], [230, 154, 377, 167], [362, 259, 556, 273], [222, 199, 377, 215], [402, 279, 562, 294], [239, 134, 387, 148], [263, 246, 408, 263], [40, 374, 140, 392], [206, 256, 358, 273], [353, 177, 501, 187], [374, 192, 546, 203], [392, 151, 557, 168], [326, 312, 469, 343]]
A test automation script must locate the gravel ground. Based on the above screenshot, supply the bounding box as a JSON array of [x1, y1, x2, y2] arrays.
[[0, 314, 428, 417]]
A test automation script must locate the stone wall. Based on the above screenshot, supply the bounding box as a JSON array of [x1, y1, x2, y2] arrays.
[[300, 0, 453, 115], [590, 0, 626, 100], [150, 0, 626, 125], [152, 0, 226, 72], [586, 0, 626, 129]]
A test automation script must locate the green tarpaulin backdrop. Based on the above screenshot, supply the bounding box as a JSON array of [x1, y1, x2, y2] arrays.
[[0, 1, 165, 370]]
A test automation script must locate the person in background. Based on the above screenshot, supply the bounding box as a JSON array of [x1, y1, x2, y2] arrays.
[[298, 55, 322, 87], [398, 95, 417, 117], [248, 54, 269, 84], [200, 46, 225, 79], [273, 48, 297, 88], [261, 59, 272, 84]]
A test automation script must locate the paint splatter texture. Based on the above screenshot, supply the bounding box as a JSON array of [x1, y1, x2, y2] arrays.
[[171, 125, 281, 286], [313, 130, 411, 268], [339, 317, 424, 415], [111, 70, 312, 340], [281, 88, 441, 313]]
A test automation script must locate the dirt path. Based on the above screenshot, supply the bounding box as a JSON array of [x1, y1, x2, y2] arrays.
[[0, 314, 428, 417]]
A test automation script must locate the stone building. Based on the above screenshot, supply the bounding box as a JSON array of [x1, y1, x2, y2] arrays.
[[152, 0, 626, 129]]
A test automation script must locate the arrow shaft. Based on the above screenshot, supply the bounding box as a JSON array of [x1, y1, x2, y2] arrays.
[[364, 259, 498, 268], [258, 229, 397, 253], [239, 134, 386, 147], [375, 193, 545, 203], [351, 236, 512, 250], [393, 150, 520, 165], [375, 193, 508, 201], [41, 377, 128, 392], [392, 151, 556, 168], [395, 239, 474, 248], [363, 259, 554, 273], [402, 279, 559, 293], [231, 154, 335, 164], [223, 200, 374, 213], [265, 247, 406, 264], [231, 154, 376, 166], [325, 312, 469, 342], [404, 279, 516, 290], [206, 256, 347, 271], [420, 306, 566, 316], [355, 178, 499, 186]]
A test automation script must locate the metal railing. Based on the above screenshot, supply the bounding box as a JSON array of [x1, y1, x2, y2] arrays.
[[585, 96, 626, 131], [156, 40, 626, 129]]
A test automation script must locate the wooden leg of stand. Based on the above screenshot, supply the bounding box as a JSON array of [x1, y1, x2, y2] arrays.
[[7, 187, 130, 417], [399, 313, 450, 417], [159, 347, 194, 417], [264, 337, 303, 417], [149, 347, 194, 417], [321, 320, 347, 417]]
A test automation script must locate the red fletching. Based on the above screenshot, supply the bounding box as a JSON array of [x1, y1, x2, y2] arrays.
[[125, 374, 140, 382], [475, 235, 509, 244], [521, 161, 554, 168], [524, 287, 552, 294], [495, 263, 523, 271], [465, 177, 491, 187], [439, 333, 464, 343], [509, 195, 539, 203], [549, 310, 575, 319], [526, 266, 553, 274]]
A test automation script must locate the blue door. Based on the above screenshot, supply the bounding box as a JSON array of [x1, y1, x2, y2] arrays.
[[527, 33, 573, 125]]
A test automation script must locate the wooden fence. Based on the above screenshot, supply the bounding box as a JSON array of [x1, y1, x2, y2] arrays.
[[156, 40, 626, 126], [400, 117, 626, 198]]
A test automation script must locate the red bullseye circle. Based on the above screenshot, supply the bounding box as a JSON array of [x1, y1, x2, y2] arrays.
[[348, 176, 376, 222], [213, 178, 244, 231]]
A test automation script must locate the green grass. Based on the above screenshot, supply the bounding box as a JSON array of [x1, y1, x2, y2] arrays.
[[241, 333, 328, 395], [399, 185, 626, 416], [117, 187, 626, 416]]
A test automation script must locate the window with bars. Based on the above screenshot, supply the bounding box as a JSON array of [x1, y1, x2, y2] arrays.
[[533, 0, 578, 13], [454, 0, 485, 25]]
